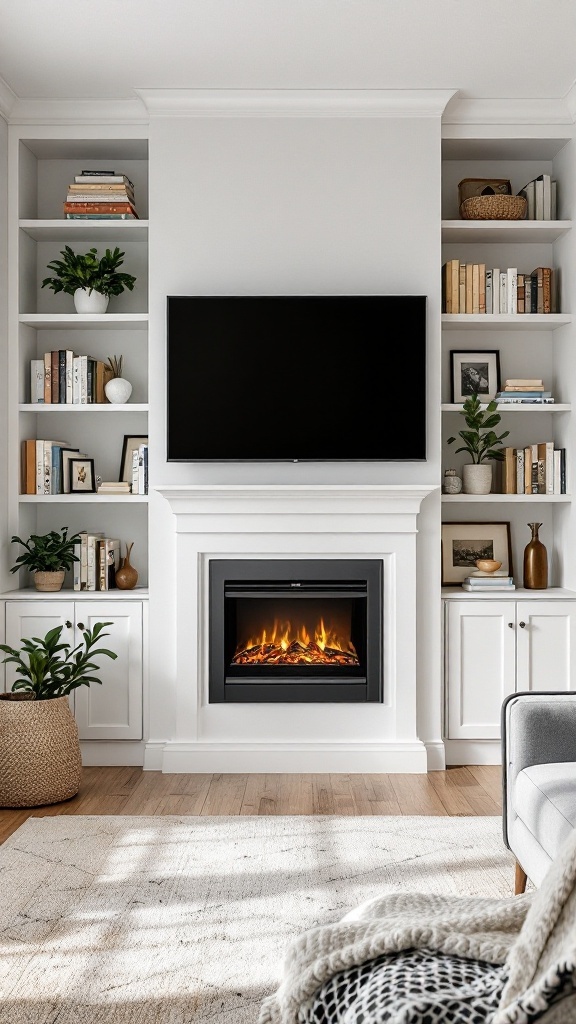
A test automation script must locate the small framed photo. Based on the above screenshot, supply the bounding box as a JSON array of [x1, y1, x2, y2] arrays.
[[120, 435, 148, 483], [450, 349, 501, 404], [69, 457, 96, 494], [441, 521, 513, 585]]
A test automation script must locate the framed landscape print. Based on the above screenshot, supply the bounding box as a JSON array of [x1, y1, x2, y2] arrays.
[[450, 349, 501, 403], [441, 521, 513, 585]]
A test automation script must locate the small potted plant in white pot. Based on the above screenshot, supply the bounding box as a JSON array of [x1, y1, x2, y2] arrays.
[[104, 353, 132, 404], [10, 526, 82, 591], [0, 621, 117, 807], [447, 392, 509, 494], [41, 244, 136, 313]]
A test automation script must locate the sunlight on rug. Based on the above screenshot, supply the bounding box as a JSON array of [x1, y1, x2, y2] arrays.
[[0, 815, 514, 1023]]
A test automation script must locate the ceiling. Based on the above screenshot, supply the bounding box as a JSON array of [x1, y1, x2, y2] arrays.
[[1, 0, 576, 104]]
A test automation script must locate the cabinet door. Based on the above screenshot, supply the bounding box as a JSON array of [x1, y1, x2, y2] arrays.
[[4, 601, 75, 691], [516, 601, 576, 693], [445, 600, 516, 739], [73, 602, 143, 740]]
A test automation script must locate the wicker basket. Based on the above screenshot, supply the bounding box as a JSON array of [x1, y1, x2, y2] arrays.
[[0, 694, 82, 807], [459, 195, 527, 220]]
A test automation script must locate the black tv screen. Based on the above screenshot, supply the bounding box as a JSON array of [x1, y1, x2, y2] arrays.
[[167, 295, 427, 462]]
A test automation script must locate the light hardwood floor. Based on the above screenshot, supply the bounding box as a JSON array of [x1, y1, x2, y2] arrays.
[[0, 765, 502, 845]]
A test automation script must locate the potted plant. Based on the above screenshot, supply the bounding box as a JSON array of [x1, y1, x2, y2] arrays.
[[41, 245, 137, 313], [447, 392, 509, 494], [104, 353, 132, 404], [10, 526, 82, 592], [0, 621, 117, 807]]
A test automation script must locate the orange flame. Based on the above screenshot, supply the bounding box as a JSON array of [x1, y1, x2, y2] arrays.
[[232, 617, 359, 666]]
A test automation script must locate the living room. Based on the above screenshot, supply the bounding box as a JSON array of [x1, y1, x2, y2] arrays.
[[1, 2, 576, 1021]]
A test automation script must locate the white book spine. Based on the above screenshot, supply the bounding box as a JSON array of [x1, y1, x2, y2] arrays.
[[499, 272, 507, 314], [80, 355, 88, 405], [86, 535, 99, 591], [72, 356, 80, 404], [65, 350, 74, 404], [31, 359, 44, 403], [516, 448, 525, 494], [80, 532, 88, 590], [546, 441, 555, 495], [542, 174, 552, 219], [492, 269, 500, 313], [554, 449, 562, 495], [43, 440, 52, 494], [132, 448, 140, 494], [507, 268, 517, 314], [551, 180, 557, 219], [485, 270, 492, 315], [535, 177, 545, 220], [35, 439, 44, 494]]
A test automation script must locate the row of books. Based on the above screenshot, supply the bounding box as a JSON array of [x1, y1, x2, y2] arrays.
[[74, 532, 121, 591], [30, 353, 110, 405], [131, 443, 148, 495], [517, 173, 557, 220], [21, 438, 89, 495], [442, 262, 556, 314], [501, 443, 566, 495], [495, 378, 554, 405], [64, 170, 139, 220], [462, 573, 516, 593]]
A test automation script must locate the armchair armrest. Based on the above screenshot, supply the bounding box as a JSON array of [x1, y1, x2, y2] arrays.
[[501, 691, 576, 850]]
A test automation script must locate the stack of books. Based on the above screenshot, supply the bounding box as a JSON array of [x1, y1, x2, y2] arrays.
[[97, 481, 131, 495], [462, 571, 515, 593], [495, 379, 554, 405], [73, 531, 121, 591], [64, 170, 139, 220], [131, 442, 148, 494], [442, 262, 556, 314], [517, 173, 557, 220]]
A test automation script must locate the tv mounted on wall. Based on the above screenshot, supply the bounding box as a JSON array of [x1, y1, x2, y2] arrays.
[[167, 294, 427, 462]]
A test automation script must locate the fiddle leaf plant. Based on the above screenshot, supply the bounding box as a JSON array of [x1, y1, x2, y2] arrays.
[[0, 621, 118, 700], [447, 392, 510, 464], [41, 245, 136, 297], [10, 527, 82, 575]]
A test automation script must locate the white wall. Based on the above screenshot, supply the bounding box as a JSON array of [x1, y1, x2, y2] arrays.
[[0, 116, 9, 596], [147, 112, 444, 764]]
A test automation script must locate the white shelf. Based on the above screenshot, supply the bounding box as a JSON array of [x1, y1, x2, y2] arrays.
[[441, 220, 571, 243], [442, 403, 570, 412], [19, 313, 149, 330], [0, 587, 149, 600], [442, 586, 576, 600], [19, 219, 149, 241], [441, 314, 573, 330], [442, 493, 570, 503], [19, 494, 149, 503], [19, 403, 149, 412]]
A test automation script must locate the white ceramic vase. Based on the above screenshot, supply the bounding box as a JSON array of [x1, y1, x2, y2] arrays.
[[463, 463, 492, 494], [73, 288, 109, 314], [104, 377, 133, 404]]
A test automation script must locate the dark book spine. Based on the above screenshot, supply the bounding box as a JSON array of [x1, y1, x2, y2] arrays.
[[51, 350, 59, 402], [530, 273, 538, 313], [86, 358, 95, 403], [561, 448, 567, 493], [59, 350, 66, 403]]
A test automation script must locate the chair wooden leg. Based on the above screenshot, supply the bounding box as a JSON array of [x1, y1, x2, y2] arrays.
[[515, 861, 528, 895]]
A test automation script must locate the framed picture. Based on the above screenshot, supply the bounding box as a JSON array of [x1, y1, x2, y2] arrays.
[[450, 350, 501, 404], [69, 457, 96, 494], [120, 435, 148, 483], [441, 521, 513, 585]]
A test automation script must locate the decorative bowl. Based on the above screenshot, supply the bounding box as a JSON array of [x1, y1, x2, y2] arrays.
[[475, 559, 502, 574]]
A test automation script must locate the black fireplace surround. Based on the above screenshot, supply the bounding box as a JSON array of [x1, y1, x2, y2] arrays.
[[208, 559, 383, 703]]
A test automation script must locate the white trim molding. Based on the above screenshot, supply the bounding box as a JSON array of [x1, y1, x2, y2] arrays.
[[443, 95, 574, 125], [135, 88, 457, 118]]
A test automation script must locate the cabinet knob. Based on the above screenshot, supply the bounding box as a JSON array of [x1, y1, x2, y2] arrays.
[[519, 621, 526, 628], [508, 622, 514, 628], [65, 620, 72, 629], [77, 622, 85, 631]]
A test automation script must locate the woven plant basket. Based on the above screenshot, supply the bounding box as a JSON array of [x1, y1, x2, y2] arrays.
[[459, 194, 527, 220], [0, 694, 82, 807]]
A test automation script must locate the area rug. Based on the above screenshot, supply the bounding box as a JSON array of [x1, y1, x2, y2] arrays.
[[0, 814, 515, 1023]]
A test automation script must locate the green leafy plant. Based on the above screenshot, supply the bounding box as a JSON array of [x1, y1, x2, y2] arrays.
[[447, 392, 510, 464], [0, 622, 117, 700], [41, 245, 136, 297], [10, 527, 82, 574]]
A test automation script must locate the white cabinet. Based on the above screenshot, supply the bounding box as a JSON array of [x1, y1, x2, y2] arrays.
[[3, 599, 143, 740], [444, 596, 576, 740]]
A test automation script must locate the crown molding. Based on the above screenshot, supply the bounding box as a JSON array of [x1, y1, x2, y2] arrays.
[[134, 88, 457, 118], [0, 75, 18, 122], [4, 96, 148, 125], [443, 95, 574, 125]]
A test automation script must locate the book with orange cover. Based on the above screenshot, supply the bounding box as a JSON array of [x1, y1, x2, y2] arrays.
[[63, 201, 138, 217], [21, 438, 36, 494]]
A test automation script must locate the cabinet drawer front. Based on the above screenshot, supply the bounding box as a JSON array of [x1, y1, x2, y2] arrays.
[[446, 601, 516, 739]]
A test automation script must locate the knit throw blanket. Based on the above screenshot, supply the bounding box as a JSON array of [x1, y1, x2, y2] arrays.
[[259, 830, 576, 1024]]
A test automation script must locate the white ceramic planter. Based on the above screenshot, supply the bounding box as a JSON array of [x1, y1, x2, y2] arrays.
[[463, 463, 493, 494], [73, 288, 109, 314], [104, 377, 133, 404]]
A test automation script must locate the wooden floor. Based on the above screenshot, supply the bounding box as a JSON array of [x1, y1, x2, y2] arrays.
[[0, 765, 502, 845]]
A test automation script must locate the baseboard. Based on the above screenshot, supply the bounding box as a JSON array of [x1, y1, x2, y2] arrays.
[[145, 741, 429, 774], [444, 739, 502, 765], [424, 740, 446, 771], [80, 740, 145, 766]]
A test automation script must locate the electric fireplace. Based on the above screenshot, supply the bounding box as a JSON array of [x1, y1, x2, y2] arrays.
[[209, 559, 383, 702]]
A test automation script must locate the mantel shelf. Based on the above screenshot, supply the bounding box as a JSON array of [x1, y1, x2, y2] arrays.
[[19, 494, 149, 503], [442, 493, 571, 503], [441, 220, 571, 243], [19, 219, 149, 241], [441, 314, 573, 330], [19, 313, 149, 329]]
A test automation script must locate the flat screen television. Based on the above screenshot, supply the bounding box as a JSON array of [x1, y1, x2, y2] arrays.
[[167, 294, 427, 462]]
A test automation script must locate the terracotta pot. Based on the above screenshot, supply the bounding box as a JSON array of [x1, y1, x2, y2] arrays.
[[34, 569, 65, 592], [0, 694, 82, 807], [115, 542, 138, 590]]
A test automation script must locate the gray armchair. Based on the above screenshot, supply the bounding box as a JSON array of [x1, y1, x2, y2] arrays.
[[501, 690, 576, 894]]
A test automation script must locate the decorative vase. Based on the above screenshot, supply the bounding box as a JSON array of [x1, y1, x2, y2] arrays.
[[0, 694, 82, 807], [34, 569, 65, 592], [115, 542, 138, 590], [462, 463, 492, 495], [523, 522, 548, 589], [73, 288, 109, 314], [104, 377, 133, 404], [442, 468, 463, 494]]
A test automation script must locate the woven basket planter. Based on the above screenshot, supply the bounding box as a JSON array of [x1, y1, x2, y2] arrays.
[[0, 694, 82, 807], [459, 195, 527, 220]]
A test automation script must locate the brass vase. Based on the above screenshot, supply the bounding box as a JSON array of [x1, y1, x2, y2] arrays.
[[115, 542, 138, 590], [523, 522, 548, 589]]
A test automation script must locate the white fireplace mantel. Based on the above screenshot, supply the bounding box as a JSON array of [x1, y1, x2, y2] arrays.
[[147, 483, 438, 774]]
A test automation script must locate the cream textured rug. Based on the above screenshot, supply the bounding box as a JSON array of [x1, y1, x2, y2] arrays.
[[0, 814, 515, 1023]]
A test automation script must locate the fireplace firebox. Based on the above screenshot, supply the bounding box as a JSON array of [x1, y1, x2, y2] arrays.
[[208, 559, 383, 702]]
